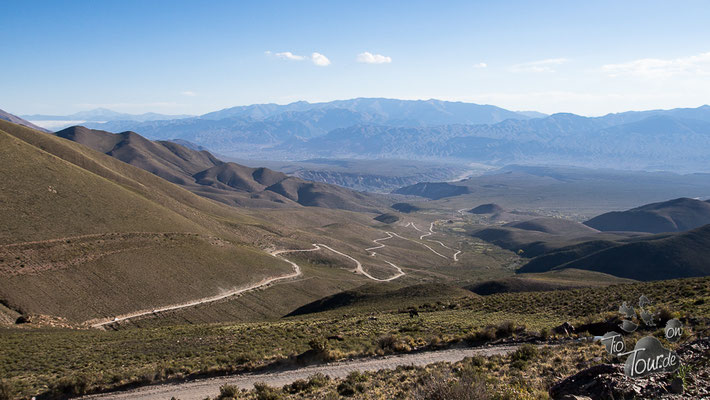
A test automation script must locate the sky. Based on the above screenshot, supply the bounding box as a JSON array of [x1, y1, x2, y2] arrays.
[[1, 0, 709, 117]]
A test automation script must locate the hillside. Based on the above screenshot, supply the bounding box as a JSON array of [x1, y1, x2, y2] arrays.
[[469, 203, 505, 214], [286, 283, 477, 316], [0, 108, 50, 132], [471, 220, 629, 258], [392, 182, 469, 199], [0, 119, 299, 323], [504, 218, 598, 235], [583, 197, 710, 233], [54, 126, 383, 212], [518, 224, 710, 281]]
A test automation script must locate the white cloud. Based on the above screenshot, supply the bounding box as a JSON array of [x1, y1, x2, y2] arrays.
[[311, 52, 331, 66], [275, 51, 306, 61], [356, 52, 392, 64], [268, 51, 330, 66], [473, 62, 487, 68], [602, 51, 710, 79], [181, 90, 196, 97], [509, 58, 569, 73]]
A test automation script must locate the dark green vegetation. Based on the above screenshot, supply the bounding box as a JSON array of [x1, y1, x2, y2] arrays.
[[466, 277, 583, 295], [583, 197, 710, 233], [54, 126, 384, 212], [393, 182, 470, 199], [391, 202, 421, 213], [0, 277, 707, 398], [469, 203, 505, 214], [373, 213, 399, 224]]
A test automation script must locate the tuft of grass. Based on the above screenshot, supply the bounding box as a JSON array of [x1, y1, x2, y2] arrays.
[[217, 384, 241, 399], [253, 382, 283, 400], [0, 380, 13, 400]]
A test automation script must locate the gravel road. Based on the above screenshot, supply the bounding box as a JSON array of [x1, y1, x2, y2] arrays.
[[82, 345, 518, 400]]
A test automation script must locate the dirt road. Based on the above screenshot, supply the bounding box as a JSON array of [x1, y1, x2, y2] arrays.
[[88, 241, 405, 327], [82, 345, 518, 400]]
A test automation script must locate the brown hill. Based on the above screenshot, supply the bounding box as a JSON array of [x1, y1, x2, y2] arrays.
[[504, 218, 598, 235], [472, 218, 616, 258], [518, 224, 710, 280], [0, 108, 50, 133], [583, 197, 710, 233], [466, 277, 582, 295], [54, 126, 383, 212], [374, 213, 400, 223], [469, 203, 505, 214], [286, 283, 476, 316], [0, 119, 298, 323]]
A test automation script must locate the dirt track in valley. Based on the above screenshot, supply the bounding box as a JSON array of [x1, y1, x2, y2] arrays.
[[88, 240, 406, 327], [81, 345, 519, 400]]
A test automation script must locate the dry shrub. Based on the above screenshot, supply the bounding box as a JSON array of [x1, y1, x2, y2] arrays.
[[0, 380, 13, 400], [495, 321, 516, 338], [413, 371, 491, 400], [377, 334, 411, 353], [217, 384, 241, 399]]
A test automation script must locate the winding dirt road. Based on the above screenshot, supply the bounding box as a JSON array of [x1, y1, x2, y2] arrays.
[[88, 247, 313, 328], [317, 243, 405, 282], [89, 240, 406, 327], [403, 221, 461, 261], [81, 345, 519, 400]]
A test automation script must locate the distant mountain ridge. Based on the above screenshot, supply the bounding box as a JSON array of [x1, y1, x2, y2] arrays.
[[20, 100, 710, 172], [54, 126, 383, 212], [23, 107, 193, 122], [583, 197, 710, 233], [0, 108, 50, 132]]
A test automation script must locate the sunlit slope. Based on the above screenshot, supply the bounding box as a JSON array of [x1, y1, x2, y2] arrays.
[[0, 120, 293, 322]]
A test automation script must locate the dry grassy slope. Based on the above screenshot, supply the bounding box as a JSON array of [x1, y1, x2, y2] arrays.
[[583, 197, 710, 233], [522, 224, 710, 281], [54, 125, 385, 213], [0, 120, 298, 322]]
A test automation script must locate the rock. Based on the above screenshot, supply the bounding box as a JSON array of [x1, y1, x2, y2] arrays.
[[549, 364, 621, 399], [560, 396, 592, 400], [669, 377, 684, 394], [553, 321, 576, 336], [575, 318, 621, 336]]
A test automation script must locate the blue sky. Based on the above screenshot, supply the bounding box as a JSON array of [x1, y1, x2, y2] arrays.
[[1, 0, 709, 116]]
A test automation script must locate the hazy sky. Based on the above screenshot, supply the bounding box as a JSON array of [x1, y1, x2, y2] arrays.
[[2, 0, 709, 116]]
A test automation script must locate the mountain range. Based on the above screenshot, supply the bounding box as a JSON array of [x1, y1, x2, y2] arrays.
[[16, 100, 710, 172], [23, 108, 193, 122], [54, 126, 384, 212]]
